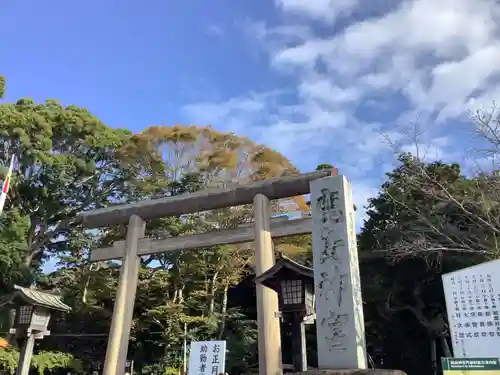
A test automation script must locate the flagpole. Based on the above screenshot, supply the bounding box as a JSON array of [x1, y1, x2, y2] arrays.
[[0, 154, 15, 216]]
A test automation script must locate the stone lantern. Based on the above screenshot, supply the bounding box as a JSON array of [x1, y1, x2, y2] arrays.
[[255, 254, 315, 372], [0, 285, 71, 375]]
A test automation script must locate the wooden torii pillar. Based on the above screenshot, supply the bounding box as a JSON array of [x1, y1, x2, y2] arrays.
[[79, 170, 334, 375]]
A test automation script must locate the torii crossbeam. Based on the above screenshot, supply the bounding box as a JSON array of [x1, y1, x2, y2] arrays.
[[90, 217, 312, 261]]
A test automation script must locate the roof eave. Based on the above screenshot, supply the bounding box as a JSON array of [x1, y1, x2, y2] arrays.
[[254, 256, 314, 285], [13, 285, 71, 312]]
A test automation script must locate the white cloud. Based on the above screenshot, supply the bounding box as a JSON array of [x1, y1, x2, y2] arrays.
[[184, 0, 500, 214], [275, 0, 362, 24], [207, 25, 224, 37], [298, 79, 360, 104]]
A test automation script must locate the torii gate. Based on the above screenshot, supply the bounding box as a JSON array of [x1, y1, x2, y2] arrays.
[[80, 170, 367, 375]]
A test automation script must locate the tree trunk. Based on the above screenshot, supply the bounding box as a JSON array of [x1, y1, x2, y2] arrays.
[[202, 274, 210, 317], [208, 271, 219, 316], [178, 285, 185, 304], [23, 252, 34, 267], [24, 217, 47, 267], [82, 276, 90, 304], [25, 221, 35, 267], [217, 283, 229, 339]]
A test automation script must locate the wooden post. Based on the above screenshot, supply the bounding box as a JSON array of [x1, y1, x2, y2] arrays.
[[15, 335, 36, 375], [310, 176, 367, 369], [103, 215, 145, 375], [253, 194, 282, 375], [291, 313, 307, 372]]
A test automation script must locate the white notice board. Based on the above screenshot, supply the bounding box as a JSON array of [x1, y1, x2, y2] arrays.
[[442, 259, 500, 359], [188, 341, 226, 375]]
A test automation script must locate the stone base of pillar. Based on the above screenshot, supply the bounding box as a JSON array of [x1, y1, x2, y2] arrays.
[[295, 370, 407, 375]]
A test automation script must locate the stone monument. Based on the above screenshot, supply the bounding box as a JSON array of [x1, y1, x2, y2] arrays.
[[309, 175, 406, 375], [311, 175, 366, 369]]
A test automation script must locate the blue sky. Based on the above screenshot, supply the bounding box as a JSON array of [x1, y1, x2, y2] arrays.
[[2, 0, 500, 223]]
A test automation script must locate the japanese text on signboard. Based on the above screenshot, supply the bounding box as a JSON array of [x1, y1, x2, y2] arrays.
[[443, 260, 500, 359], [188, 341, 226, 375]]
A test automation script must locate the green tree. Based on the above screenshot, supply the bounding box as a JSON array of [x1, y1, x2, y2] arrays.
[[0, 209, 32, 292], [362, 153, 499, 260], [0, 98, 158, 270], [315, 163, 334, 171], [358, 153, 493, 375], [0, 348, 82, 375], [0, 97, 157, 362]]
